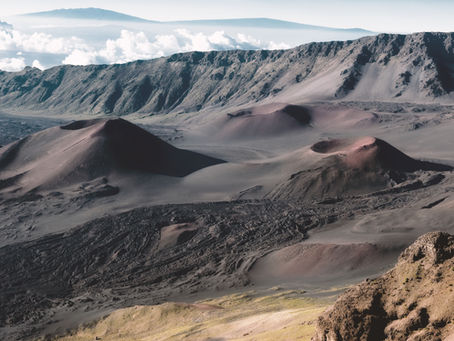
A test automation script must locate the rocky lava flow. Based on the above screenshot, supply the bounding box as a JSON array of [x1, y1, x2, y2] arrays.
[[1, 170, 453, 341], [0, 201, 314, 338]]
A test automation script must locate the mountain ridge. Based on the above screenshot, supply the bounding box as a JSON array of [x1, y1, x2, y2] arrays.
[[21, 8, 372, 33], [0, 32, 453, 116], [22, 7, 155, 23], [166, 17, 373, 32]]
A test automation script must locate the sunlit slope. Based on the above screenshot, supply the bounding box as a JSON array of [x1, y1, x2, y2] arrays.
[[52, 290, 333, 341]]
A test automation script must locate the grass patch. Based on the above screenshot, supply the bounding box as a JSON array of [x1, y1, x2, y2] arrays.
[[51, 290, 335, 341]]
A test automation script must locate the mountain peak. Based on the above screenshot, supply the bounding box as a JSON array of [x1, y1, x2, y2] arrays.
[[168, 17, 373, 33], [23, 8, 154, 22], [1, 32, 453, 116], [21, 8, 372, 33], [0, 118, 224, 192]]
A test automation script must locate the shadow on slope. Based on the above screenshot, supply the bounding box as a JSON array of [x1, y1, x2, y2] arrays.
[[212, 104, 312, 140]]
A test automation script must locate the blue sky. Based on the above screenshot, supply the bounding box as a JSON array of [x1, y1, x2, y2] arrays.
[[2, 0, 454, 32]]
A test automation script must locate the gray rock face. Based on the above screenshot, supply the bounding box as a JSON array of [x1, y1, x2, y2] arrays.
[[0, 32, 453, 115]]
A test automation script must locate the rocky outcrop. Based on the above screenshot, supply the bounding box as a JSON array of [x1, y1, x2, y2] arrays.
[[0, 33, 453, 115], [313, 232, 454, 341]]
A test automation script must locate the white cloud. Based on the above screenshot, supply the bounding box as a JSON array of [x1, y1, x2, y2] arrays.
[[0, 23, 88, 54], [267, 41, 291, 50], [0, 57, 26, 71], [62, 29, 290, 66], [0, 22, 291, 69], [62, 49, 97, 65], [21, 32, 86, 54], [98, 30, 158, 64], [32, 59, 44, 70], [175, 29, 215, 51]]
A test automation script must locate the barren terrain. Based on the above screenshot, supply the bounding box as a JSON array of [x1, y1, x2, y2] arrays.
[[0, 31, 454, 340]]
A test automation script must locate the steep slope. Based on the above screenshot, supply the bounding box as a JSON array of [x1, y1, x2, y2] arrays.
[[269, 137, 452, 200], [313, 232, 454, 341], [0, 32, 453, 115], [0, 118, 224, 192]]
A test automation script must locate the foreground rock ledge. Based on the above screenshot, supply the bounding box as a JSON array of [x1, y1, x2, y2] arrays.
[[313, 232, 454, 341]]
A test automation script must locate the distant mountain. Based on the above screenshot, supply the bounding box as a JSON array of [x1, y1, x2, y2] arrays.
[[22, 8, 371, 33], [23, 8, 155, 22], [168, 18, 373, 33], [1, 32, 453, 116]]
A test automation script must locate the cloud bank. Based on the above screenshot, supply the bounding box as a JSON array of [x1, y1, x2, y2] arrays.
[[0, 23, 290, 71], [0, 25, 88, 55], [63, 29, 289, 66], [0, 57, 26, 71]]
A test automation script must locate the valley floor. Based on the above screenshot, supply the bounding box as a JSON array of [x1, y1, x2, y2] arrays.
[[1, 100, 454, 340]]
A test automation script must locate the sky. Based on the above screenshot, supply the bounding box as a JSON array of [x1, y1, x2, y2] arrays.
[[1, 0, 454, 33]]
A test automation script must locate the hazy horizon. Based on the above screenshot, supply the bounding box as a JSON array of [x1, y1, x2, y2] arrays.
[[0, 6, 374, 72], [2, 0, 454, 33]]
